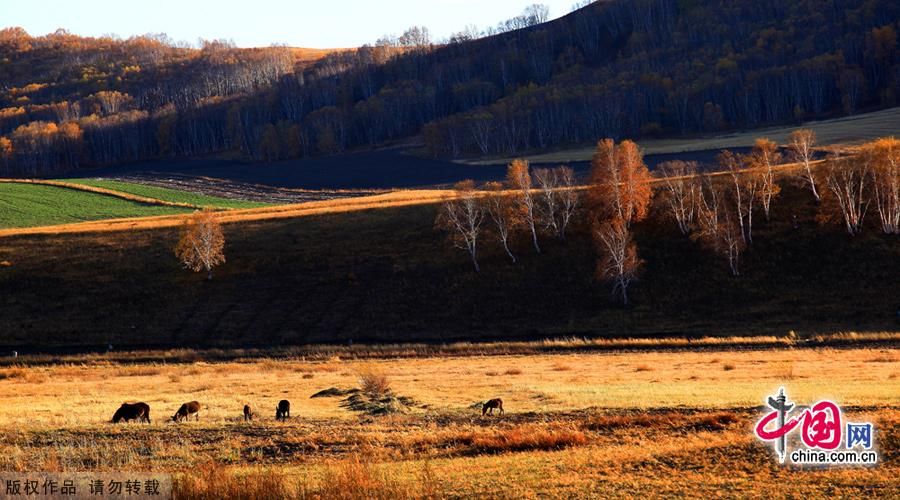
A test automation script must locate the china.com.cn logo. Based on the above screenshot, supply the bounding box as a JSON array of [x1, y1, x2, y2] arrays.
[[754, 388, 878, 465]]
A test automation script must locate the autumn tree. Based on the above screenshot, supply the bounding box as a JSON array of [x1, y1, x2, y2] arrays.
[[0, 137, 12, 175], [92, 91, 133, 116], [507, 159, 541, 253], [787, 129, 820, 201], [533, 167, 558, 229], [695, 176, 746, 276], [484, 181, 519, 263], [533, 165, 581, 240], [588, 139, 652, 305], [588, 139, 652, 227], [748, 138, 781, 221], [435, 180, 485, 271], [175, 207, 226, 279], [593, 218, 641, 306], [822, 151, 870, 236], [866, 137, 900, 234], [719, 150, 759, 243], [658, 160, 699, 235], [555, 166, 580, 240]]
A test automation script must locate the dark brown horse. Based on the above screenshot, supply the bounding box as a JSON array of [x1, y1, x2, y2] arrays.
[[171, 401, 201, 422], [482, 398, 504, 416], [243, 404, 253, 421], [112, 402, 151, 423], [276, 400, 290, 421]]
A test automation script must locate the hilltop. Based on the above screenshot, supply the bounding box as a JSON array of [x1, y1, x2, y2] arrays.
[[2, 0, 899, 177]]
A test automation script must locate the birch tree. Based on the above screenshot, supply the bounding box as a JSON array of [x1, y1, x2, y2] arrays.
[[593, 217, 641, 306], [867, 138, 899, 234], [534, 165, 581, 241], [589, 139, 652, 305], [435, 180, 486, 271], [788, 129, 820, 202], [534, 167, 560, 236], [555, 166, 580, 240], [588, 139, 652, 227], [719, 150, 759, 243], [823, 152, 870, 236], [695, 176, 746, 276], [507, 159, 541, 253], [484, 181, 519, 263], [658, 160, 699, 235], [175, 207, 226, 280], [749, 138, 781, 221]]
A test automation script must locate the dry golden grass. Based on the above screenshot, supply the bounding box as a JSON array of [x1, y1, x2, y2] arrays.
[[4, 333, 897, 368], [0, 347, 897, 497]]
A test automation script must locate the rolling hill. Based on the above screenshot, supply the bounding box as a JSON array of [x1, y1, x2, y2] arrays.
[[1, 0, 899, 178]]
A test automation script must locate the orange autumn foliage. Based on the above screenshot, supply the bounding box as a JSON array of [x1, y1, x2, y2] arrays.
[[587, 139, 652, 227]]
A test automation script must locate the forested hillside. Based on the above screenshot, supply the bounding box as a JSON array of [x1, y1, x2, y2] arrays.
[[1, 0, 898, 176]]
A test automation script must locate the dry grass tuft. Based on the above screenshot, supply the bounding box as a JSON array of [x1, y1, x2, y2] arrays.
[[174, 462, 290, 500], [309, 456, 442, 500], [586, 411, 738, 432], [0, 367, 27, 380], [115, 366, 162, 377], [456, 424, 588, 454], [359, 369, 391, 398], [868, 351, 898, 363]]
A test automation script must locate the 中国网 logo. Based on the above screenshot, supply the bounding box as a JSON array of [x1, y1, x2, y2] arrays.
[[754, 387, 878, 465]]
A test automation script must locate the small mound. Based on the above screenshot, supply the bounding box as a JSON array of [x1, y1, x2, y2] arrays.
[[340, 391, 418, 416], [310, 387, 359, 398]]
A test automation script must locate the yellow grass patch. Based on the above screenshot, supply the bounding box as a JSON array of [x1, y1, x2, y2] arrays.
[[0, 347, 896, 496]]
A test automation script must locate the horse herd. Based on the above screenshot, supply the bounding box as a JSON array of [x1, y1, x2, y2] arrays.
[[111, 397, 504, 423]]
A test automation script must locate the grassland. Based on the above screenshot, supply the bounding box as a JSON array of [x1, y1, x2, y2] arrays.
[[63, 179, 269, 209], [0, 348, 896, 497], [464, 106, 900, 165], [0, 189, 455, 236], [0, 182, 192, 229]]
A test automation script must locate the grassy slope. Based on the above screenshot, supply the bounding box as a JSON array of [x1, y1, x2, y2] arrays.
[[64, 179, 269, 209], [463, 106, 900, 165], [0, 180, 897, 348], [0, 183, 191, 229]]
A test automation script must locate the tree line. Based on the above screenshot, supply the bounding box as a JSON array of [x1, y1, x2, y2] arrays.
[[435, 132, 899, 304], [2, 0, 899, 176]]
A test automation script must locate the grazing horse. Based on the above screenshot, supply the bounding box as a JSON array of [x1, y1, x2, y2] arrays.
[[112, 402, 151, 423], [243, 404, 253, 422], [276, 400, 290, 421], [482, 398, 504, 416], [171, 401, 201, 422]]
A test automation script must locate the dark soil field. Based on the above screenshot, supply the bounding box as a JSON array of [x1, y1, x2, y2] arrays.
[[0, 180, 897, 351]]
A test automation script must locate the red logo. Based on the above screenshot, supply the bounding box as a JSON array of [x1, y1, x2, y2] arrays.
[[756, 397, 843, 450]]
